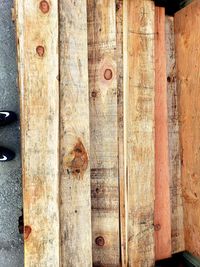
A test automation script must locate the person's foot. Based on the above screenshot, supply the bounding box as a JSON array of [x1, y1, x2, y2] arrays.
[[0, 111, 17, 126], [0, 147, 15, 161]]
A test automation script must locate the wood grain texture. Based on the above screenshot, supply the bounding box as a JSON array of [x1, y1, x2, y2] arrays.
[[165, 15, 184, 254], [87, 0, 120, 265], [116, 1, 128, 266], [59, 1, 92, 266], [154, 7, 172, 261], [15, 0, 60, 266], [175, 0, 200, 257], [127, 1, 155, 266]]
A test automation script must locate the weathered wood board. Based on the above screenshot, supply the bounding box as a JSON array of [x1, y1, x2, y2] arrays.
[[87, 0, 120, 265], [127, 0, 155, 266], [154, 6, 172, 260], [59, 0, 92, 266], [15, 0, 60, 266], [175, 0, 200, 257], [116, 1, 128, 266], [165, 15, 184, 254]]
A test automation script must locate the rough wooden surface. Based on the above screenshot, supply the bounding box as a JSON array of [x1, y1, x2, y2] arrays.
[[59, 1, 92, 266], [116, 1, 127, 266], [165, 15, 184, 254], [154, 6, 172, 261], [87, 0, 120, 265], [15, 0, 60, 266], [127, 1, 155, 266], [175, 0, 200, 257]]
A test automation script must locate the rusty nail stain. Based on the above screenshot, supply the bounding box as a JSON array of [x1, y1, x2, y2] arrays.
[[24, 225, 32, 240], [95, 236, 105, 246], [104, 69, 113, 80], [154, 224, 161, 231], [39, 0, 50, 13], [36, 45, 45, 57]]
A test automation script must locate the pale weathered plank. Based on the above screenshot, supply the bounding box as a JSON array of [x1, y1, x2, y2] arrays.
[[116, 1, 128, 266], [87, 0, 120, 265], [15, 0, 60, 266], [175, 0, 200, 257], [154, 6, 172, 260], [59, 0, 92, 266], [165, 15, 184, 254], [127, 1, 155, 266]]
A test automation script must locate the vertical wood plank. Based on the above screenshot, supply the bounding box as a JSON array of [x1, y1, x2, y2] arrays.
[[59, 1, 92, 266], [154, 6, 172, 260], [127, 1, 155, 266], [116, 1, 128, 266], [175, 0, 200, 257], [87, 0, 120, 265], [15, 0, 60, 266], [165, 15, 184, 254]]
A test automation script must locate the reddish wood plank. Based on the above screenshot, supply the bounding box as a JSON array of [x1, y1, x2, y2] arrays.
[[154, 6, 172, 261]]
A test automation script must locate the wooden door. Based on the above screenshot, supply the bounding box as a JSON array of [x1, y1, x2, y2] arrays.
[[175, 0, 200, 257]]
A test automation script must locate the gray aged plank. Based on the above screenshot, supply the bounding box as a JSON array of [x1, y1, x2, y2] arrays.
[[59, 0, 92, 266], [87, 0, 120, 265]]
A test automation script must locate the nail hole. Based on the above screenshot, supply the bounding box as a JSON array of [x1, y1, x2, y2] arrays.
[[96, 188, 100, 193], [167, 76, 171, 82], [91, 91, 97, 98]]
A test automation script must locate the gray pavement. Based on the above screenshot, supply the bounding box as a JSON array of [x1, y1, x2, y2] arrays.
[[0, 0, 23, 266]]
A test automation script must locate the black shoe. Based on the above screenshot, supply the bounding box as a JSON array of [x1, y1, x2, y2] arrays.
[[0, 111, 17, 126], [0, 147, 15, 161]]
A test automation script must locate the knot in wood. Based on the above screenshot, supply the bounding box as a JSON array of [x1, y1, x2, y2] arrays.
[[36, 45, 45, 57], [104, 68, 113, 80], [95, 236, 105, 247], [154, 224, 161, 231], [24, 225, 32, 240], [39, 0, 50, 14]]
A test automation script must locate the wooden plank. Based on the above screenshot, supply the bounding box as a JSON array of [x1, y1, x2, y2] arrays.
[[87, 0, 120, 265], [154, 6, 172, 260], [59, 0, 92, 266], [175, 0, 200, 257], [116, 1, 128, 266], [165, 15, 184, 254], [127, 1, 155, 266], [15, 0, 60, 266]]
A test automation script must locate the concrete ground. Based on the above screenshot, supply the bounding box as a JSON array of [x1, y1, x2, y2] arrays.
[[0, 0, 23, 266]]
